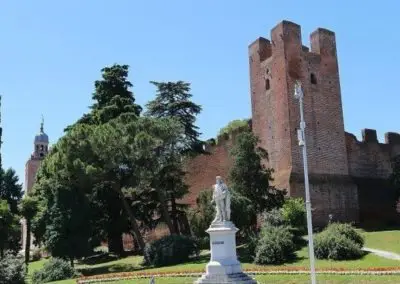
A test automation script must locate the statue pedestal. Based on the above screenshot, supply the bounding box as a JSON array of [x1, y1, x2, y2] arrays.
[[194, 221, 257, 284]]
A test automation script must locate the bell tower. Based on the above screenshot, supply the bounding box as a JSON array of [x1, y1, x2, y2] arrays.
[[22, 117, 50, 252]]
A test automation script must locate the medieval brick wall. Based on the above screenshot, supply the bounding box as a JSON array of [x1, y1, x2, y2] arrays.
[[346, 130, 400, 226], [183, 20, 400, 227], [182, 131, 240, 207]]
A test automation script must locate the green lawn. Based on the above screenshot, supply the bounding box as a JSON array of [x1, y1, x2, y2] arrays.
[[46, 274, 400, 284], [27, 229, 400, 283], [362, 230, 400, 253]]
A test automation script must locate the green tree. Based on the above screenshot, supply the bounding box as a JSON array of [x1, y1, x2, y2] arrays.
[[89, 116, 186, 243], [0, 168, 23, 214], [66, 64, 141, 130], [33, 126, 96, 265], [187, 190, 214, 238], [228, 132, 285, 235], [63, 64, 142, 255], [145, 81, 202, 154], [19, 196, 39, 269], [145, 81, 202, 234], [0, 200, 20, 258], [218, 119, 250, 136]]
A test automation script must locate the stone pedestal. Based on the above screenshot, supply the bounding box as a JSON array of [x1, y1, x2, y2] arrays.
[[194, 221, 256, 284]]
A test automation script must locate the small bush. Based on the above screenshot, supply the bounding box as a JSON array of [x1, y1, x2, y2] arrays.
[[31, 258, 76, 284], [254, 224, 295, 265], [0, 252, 26, 284], [195, 236, 210, 250], [263, 208, 285, 227], [143, 235, 199, 267], [314, 232, 363, 260], [325, 223, 364, 247], [31, 249, 41, 261], [281, 198, 307, 235], [245, 231, 259, 258]]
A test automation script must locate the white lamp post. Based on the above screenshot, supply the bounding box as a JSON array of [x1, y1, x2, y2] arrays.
[[294, 80, 317, 284]]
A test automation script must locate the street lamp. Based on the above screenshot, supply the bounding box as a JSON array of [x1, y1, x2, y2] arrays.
[[294, 80, 317, 284]]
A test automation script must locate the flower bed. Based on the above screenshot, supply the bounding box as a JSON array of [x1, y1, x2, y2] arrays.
[[76, 267, 400, 283]]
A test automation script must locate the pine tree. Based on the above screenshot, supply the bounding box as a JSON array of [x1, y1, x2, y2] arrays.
[[145, 81, 203, 155]]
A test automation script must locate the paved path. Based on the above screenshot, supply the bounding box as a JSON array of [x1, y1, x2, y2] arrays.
[[363, 247, 400, 260]]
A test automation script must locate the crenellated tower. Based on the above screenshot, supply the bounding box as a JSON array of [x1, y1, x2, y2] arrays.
[[249, 21, 359, 225]]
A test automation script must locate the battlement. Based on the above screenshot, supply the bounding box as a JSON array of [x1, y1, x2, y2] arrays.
[[346, 129, 400, 145], [248, 20, 337, 63], [201, 120, 252, 152]]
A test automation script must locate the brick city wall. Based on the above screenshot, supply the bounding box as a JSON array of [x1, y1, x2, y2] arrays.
[[182, 127, 248, 207], [346, 130, 400, 226]]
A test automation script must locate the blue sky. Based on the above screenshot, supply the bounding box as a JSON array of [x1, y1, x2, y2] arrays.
[[0, 1, 399, 189]]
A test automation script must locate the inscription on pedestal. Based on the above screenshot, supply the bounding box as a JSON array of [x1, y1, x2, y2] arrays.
[[212, 241, 224, 245]]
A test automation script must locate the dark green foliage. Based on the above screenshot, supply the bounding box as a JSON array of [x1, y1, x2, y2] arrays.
[[262, 208, 286, 227], [143, 235, 199, 267], [31, 258, 76, 284], [254, 224, 295, 265], [229, 191, 258, 239], [66, 64, 141, 130], [43, 182, 93, 263], [218, 119, 250, 136], [145, 80, 203, 155], [314, 232, 363, 260], [281, 198, 307, 236], [187, 190, 214, 238], [0, 200, 21, 257], [31, 249, 41, 261], [314, 223, 364, 260], [324, 222, 364, 248], [0, 252, 26, 284], [229, 132, 285, 213], [19, 196, 39, 267], [228, 131, 285, 237], [0, 168, 23, 214]]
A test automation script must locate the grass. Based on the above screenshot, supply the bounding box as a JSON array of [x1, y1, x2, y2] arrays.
[[362, 230, 400, 253], [27, 229, 400, 283], [28, 247, 400, 283], [45, 274, 400, 283]]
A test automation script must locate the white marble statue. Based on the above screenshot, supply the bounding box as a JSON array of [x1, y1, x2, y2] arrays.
[[212, 176, 231, 223]]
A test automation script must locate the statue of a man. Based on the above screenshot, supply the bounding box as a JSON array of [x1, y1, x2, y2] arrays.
[[211, 176, 231, 223]]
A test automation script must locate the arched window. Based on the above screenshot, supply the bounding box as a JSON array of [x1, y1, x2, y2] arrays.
[[310, 73, 317, 84], [265, 79, 270, 90]]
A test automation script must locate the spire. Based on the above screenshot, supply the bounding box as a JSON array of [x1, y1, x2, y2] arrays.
[[40, 115, 44, 133]]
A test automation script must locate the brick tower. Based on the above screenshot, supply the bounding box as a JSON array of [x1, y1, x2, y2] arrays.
[[21, 118, 49, 251], [249, 20, 359, 225]]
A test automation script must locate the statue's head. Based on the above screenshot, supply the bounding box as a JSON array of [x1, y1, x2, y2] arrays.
[[216, 176, 223, 185]]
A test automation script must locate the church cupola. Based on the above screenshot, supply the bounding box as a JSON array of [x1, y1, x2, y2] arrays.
[[33, 117, 49, 159]]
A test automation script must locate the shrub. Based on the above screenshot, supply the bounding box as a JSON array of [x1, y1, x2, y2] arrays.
[[195, 236, 210, 250], [31, 258, 76, 284], [31, 248, 42, 261], [254, 224, 295, 265], [314, 232, 363, 260], [143, 235, 199, 267], [324, 223, 364, 247], [187, 190, 215, 239], [281, 198, 307, 235], [0, 252, 26, 284], [263, 208, 285, 227]]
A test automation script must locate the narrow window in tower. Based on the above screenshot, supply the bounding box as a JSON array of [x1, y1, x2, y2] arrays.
[[265, 79, 270, 90], [311, 73, 317, 84]]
